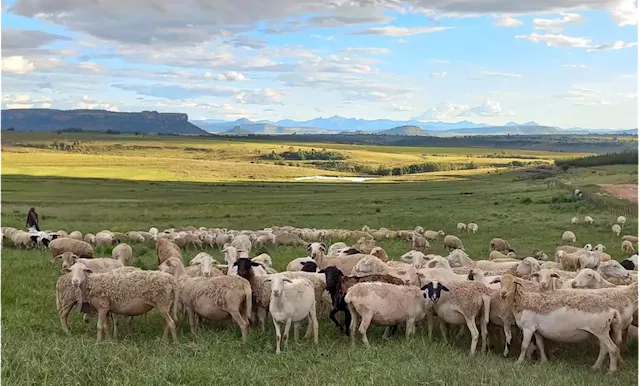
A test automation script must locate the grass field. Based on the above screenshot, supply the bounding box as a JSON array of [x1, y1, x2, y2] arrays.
[[1, 165, 638, 386], [1, 132, 591, 183]]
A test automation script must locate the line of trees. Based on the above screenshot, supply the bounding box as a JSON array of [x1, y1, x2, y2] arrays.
[[555, 152, 638, 168]]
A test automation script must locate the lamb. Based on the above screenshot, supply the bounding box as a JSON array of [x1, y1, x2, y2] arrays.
[[498, 274, 622, 372], [571, 216, 579, 225], [422, 280, 490, 355], [457, 223, 467, 232], [319, 266, 405, 336], [424, 230, 445, 241], [112, 243, 133, 266], [267, 274, 318, 353], [598, 260, 636, 285], [215, 233, 233, 248], [490, 238, 512, 253], [156, 238, 182, 266], [56, 252, 124, 272], [584, 216, 594, 225], [622, 235, 639, 244], [556, 250, 601, 271], [126, 231, 145, 243], [187, 252, 223, 277], [11, 231, 35, 249], [286, 256, 315, 272], [83, 233, 96, 245], [66, 262, 178, 343], [562, 230, 576, 244], [411, 232, 430, 253], [488, 250, 517, 261], [274, 233, 305, 247], [158, 258, 251, 343], [467, 223, 478, 233], [612, 224, 622, 237], [444, 235, 464, 251], [94, 232, 114, 246], [617, 216, 627, 228], [622, 240, 636, 254], [49, 238, 94, 259], [345, 282, 427, 346], [231, 234, 251, 253], [253, 234, 275, 249], [352, 237, 376, 254], [571, 269, 617, 289]]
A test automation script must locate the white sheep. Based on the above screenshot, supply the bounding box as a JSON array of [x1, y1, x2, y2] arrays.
[[467, 223, 478, 233], [66, 262, 177, 343], [94, 232, 114, 246], [424, 230, 445, 241], [488, 250, 517, 261], [49, 238, 94, 259], [571, 216, 579, 225], [443, 235, 464, 251], [612, 224, 622, 237], [68, 231, 83, 241], [422, 280, 490, 355], [149, 227, 159, 236], [328, 242, 348, 256], [112, 243, 133, 266], [622, 240, 636, 254], [571, 269, 617, 289], [490, 238, 512, 253], [584, 216, 594, 225], [267, 275, 318, 353], [617, 216, 627, 228], [562, 230, 576, 244], [456, 223, 467, 232], [11, 231, 35, 249], [345, 282, 426, 346], [412, 232, 430, 253]]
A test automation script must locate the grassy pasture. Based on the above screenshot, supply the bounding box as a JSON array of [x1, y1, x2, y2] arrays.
[[1, 132, 590, 182], [1, 168, 638, 386]]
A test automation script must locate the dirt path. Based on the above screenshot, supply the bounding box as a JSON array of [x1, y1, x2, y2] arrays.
[[599, 184, 638, 203]]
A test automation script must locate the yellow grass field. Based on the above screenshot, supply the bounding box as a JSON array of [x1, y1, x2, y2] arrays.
[[1, 132, 590, 182]]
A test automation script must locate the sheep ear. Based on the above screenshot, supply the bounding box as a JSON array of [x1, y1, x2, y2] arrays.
[[420, 284, 429, 291], [251, 262, 261, 267], [189, 260, 200, 266], [427, 261, 437, 268], [61, 268, 71, 274], [232, 261, 238, 267], [417, 273, 425, 279], [550, 273, 560, 278], [305, 243, 312, 252], [489, 278, 501, 284], [320, 243, 327, 252], [283, 277, 293, 283], [531, 272, 540, 278], [83, 267, 93, 273], [318, 269, 325, 274], [300, 261, 306, 266], [441, 285, 449, 292]]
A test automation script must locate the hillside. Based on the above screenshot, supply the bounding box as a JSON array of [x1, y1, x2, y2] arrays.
[[380, 125, 429, 136], [1, 109, 207, 135]]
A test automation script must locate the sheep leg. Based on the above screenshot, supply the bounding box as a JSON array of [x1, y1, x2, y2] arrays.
[[229, 310, 248, 344], [426, 312, 434, 340], [502, 323, 513, 357], [517, 328, 535, 364], [348, 303, 358, 346], [293, 322, 300, 343], [273, 319, 282, 354], [480, 317, 488, 354], [187, 308, 197, 338], [329, 307, 343, 333], [383, 327, 391, 339], [439, 320, 449, 344], [159, 308, 178, 343], [466, 317, 480, 356], [96, 309, 109, 343], [309, 307, 319, 345], [358, 311, 373, 347], [533, 332, 548, 363], [597, 332, 619, 372], [283, 318, 292, 350], [258, 307, 267, 332], [406, 318, 416, 340], [303, 315, 312, 339], [344, 309, 352, 337], [592, 341, 608, 371], [111, 314, 118, 341], [59, 305, 73, 335]]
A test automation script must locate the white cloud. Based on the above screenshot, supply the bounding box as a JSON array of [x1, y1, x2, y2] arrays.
[[516, 33, 591, 47], [340, 47, 391, 55], [76, 96, 119, 111], [235, 88, 285, 104], [414, 99, 511, 121], [609, 0, 638, 26], [2, 93, 52, 109], [429, 59, 449, 64], [494, 15, 523, 27], [349, 26, 453, 36], [564, 64, 587, 68], [480, 70, 522, 78], [1, 56, 36, 74], [389, 104, 414, 111], [310, 34, 335, 41], [431, 72, 447, 77], [214, 71, 247, 81], [533, 13, 585, 32], [618, 92, 638, 98], [587, 41, 638, 51]]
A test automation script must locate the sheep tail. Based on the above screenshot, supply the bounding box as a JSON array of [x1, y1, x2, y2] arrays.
[[243, 283, 253, 323], [611, 309, 623, 346], [482, 295, 491, 329]]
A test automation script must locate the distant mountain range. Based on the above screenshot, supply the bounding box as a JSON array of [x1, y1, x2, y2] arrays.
[[1, 109, 636, 137]]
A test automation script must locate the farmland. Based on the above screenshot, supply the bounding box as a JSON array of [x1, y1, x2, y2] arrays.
[[1, 132, 638, 386]]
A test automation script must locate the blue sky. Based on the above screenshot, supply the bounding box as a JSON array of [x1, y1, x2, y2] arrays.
[[1, 0, 638, 128]]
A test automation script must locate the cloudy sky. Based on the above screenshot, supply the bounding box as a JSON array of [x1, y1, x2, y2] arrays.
[[1, 0, 638, 128]]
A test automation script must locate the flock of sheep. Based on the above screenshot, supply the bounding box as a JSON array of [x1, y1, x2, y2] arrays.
[[1, 218, 638, 372]]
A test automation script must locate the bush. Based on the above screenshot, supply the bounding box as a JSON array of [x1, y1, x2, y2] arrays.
[[521, 197, 532, 204], [555, 152, 638, 168]]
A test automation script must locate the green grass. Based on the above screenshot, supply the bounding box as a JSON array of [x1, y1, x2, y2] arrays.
[[1, 171, 638, 386]]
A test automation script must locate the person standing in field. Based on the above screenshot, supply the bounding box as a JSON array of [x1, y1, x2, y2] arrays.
[[26, 207, 40, 232]]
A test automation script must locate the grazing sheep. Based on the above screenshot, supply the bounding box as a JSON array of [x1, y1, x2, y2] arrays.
[[267, 274, 318, 354], [156, 238, 182, 266], [457, 223, 467, 232], [11, 231, 35, 249], [112, 243, 133, 266], [467, 223, 478, 233], [532, 250, 549, 261], [187, 253, 223, 277], [612, 224, 622, 237], [56, 230, 69, 238], [252, 253, 273, 268], [352, 237, 376, 255], [424, 230, 445, 241], [286, 256, 315, 272], [274, 233, 305, 247], [95, 232, 114, 246], [498, 274, 622, 372], [488, 250, 517, 261], [352, 255, 420, 286], [556, 244, 592, 254], [584, 216, 594, 225], [556, 250, 601, 272], [622, 240, 636, 254], [231, 234, 251, 253], [49, 238, 94, 259], [345, 282, 427, 346], [83, 233, 96, 245], [56, 252, 124, 272], [622, 235, 639, 244], [215, 233, 233, 249], [571, 217, 579, 225], [422, 280, 490, 355], [562, 231, 576, 244], [328, 242, 348, 256], [571, 269, 616, 289], [307, 243, 367, 274], [617, 216, 627, 228], [68, 231, 83, 241], [414, 226, 425, 234], [319, 266, 405, 336], [444, 235, 464, 251], [253, 234, 275, 249], [412, 232, 430, 253], [369, 247, 389, 262], [66, 262, 177, 343], [159, 258, 251, 343], [490, 238, 512, 253]]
